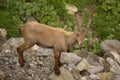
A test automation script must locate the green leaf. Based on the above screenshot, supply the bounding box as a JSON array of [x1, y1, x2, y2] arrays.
[[105, 0, 111, 4], [101, 5, 107, 11], [74, 44, 80, 49], [98, 0, 103, 3], [107, 5, 112, 10], [112, 8, 119, 16], [117, 6, 120, 12]]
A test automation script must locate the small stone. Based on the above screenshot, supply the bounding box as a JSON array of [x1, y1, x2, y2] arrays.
[[35, 75, 41, 80], [73, 49, 89, 58], [115, 75, 120, 80], [97, 72, 115, 80], [0, 59, 4, 65], [38, 61, 44, 66], [49, 66, 75, 80], [0, 71, 5, 79], [29, 63, 36, 68], [76, 58, 90, 71], [65, 4, 78, 15], [9, 74, 12, 77], [87, 66, 104, 74], [89, 74, 99, 80], [71, 68, 81, 80], [80, 76, 91, 80]]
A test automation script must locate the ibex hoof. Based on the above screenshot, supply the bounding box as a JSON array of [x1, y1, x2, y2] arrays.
[[20, 64, 25, 68], [58, 63, 63, 67], [54, 68, 61, 76], [54, 67, 60, 76], [19, 60, 25, 68], [23, 59, 25, 63], [19, 59, 25, 68]]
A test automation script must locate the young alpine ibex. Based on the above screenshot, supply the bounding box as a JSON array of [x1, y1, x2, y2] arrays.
[[17, 17, 92, 75]]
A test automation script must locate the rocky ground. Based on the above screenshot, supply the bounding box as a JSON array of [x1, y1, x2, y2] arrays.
[[0, 38, 120, 80]]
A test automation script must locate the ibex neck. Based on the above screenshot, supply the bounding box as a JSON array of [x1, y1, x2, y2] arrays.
[[66, 32, 77, 48]]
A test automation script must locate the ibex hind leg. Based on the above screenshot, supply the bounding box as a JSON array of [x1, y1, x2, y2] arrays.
[[17, 41, 34, 67]]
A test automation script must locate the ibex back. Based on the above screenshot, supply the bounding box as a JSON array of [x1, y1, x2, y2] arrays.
[[17, 19, 91, 75]]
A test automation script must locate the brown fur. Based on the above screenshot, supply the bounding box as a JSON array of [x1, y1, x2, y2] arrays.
[[17, 20, 91, 75]]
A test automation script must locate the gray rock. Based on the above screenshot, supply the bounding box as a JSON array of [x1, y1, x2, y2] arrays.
[[61, 52, 82, 64], [1, 38, 24, 54], [49, 66, 75, 80], [73, 49, 89, 58], [100, 39, 120, 54], [76, 58, 90, 71], [87, 53, 104, 66], [71, 68, 81, 80], [110, 50, 120, 64], [61, 52, 82, 70], [86, 53, 104, 73], [87, 66, 104, 74], [2, 37, 120, 80], [0, 38, 55, 80], [0, 71, 5, 79], [89, 74, 99, 80], [76, 54, 104, 74], [80, 76, 92, 80], [0, 28, 7, 48], [106, 57, 120, 75], [115, 75, 120, 80], [97, 72, 115, 80], [0, 59, 4, 65]]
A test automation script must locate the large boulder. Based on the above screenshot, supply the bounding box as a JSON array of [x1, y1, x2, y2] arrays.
[[0, 38, 24, 54], [97, 72, 115, 80], [106, 57, 120, 80], [73, 49, 90, 58], [49, 66, 75, 80], [76, 58, 104, 74], [61, 52, 82, 70], [100, 39, 120, 54]]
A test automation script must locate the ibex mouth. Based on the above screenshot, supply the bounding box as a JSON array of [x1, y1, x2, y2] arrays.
[[78, 41, 82, 46]]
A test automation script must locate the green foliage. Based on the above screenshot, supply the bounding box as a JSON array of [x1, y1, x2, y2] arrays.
[[65, 0, 96, 11], [0, 0, 75, 37], [92, 0, 120, 40], [83, 39, 100, 54], [0, 0, 120, 53], [81, 0, 120, 53], [0, 0, 7, 8], [69, 44, 80, 52]]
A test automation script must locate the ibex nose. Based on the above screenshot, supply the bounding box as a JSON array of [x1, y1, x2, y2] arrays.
[[78, 41, 82, 46]]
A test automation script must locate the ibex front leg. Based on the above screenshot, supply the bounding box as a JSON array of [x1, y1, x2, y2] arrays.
[[17, 41, 34, 67], [53, 49, 61, 75]]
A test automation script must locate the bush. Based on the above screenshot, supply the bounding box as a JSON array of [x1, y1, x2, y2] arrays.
[[0, 0, 75, 37], [92, 0, 120, 40]]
